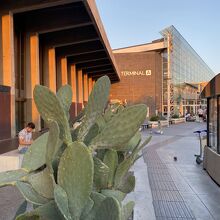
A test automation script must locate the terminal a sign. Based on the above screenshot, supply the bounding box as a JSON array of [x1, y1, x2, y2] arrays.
[[121, 70, 152, 76]]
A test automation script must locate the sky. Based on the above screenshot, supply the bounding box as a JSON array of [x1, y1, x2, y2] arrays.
[[96, 0, 219, 74]]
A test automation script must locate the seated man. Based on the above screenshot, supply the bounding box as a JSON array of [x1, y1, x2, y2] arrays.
[[18, 122, 35, 154]]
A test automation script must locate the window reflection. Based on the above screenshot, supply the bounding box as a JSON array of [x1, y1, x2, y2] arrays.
[[208, 98, 218, 151]]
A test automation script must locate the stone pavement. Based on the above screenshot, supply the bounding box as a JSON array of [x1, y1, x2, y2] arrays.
[[132, 121, 220, 220], [1, 122, 220, 220]]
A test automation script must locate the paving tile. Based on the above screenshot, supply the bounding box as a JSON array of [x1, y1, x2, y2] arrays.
[[152, 190, 183, 201], [153, 201, 195, 218]]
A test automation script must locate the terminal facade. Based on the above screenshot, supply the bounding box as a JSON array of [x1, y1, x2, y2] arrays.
[[0, 2, 215, 143], [0, 0, 120, 140], [110, 26, 215, 117]]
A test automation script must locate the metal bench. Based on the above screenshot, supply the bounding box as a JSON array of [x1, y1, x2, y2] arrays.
[[141, 123, 152, 130]]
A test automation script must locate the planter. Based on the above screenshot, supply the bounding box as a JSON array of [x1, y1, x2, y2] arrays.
[[149, 120, 169, 128], [159, 120, 169, 127], [149, 121, 158, 128], [171, 117, 186, 124]]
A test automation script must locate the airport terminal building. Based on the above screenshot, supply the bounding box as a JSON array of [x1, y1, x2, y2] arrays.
[[110, 26, 215, 117], [0, 0, 120, 141], [0, 2, 215, 145]]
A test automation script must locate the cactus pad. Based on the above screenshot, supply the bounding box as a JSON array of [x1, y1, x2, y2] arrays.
[[57, 84, 72, 119], [117, 173, 135, 194], [90, 104, 147, 149], [93, 157, 109, 190], [22, 132, 49, 172], [121, 201, 135, 220], [101, 189, 126, 202], [46, 121, 63, 166], [28, 167, 54, 199], [57, 141, 94, 219], [103, 150, 118, 187], [54, 184, 72, 220], [95, 197, 121, 220], [16, 201, 62, 220], [15, 181, 49, 205], [78, 76, 110, 141], [33, 85, 71, 144], [0, 169, 28, 188]]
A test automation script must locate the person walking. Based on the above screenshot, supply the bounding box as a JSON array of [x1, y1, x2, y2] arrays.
[[18, 122, 35, 154], [197, 107, 204, 123]]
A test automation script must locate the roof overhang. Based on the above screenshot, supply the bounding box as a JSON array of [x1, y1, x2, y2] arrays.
[[9, 0, 120, 82], [113, 41, 166, 54], [201, 73, 220, 98]]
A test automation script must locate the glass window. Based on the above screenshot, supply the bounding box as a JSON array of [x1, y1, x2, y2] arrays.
[[208, 98, 218, 151], [218, 97, 220, 153]]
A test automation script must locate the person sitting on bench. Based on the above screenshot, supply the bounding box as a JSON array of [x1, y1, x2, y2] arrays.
[[18, 122, 35, 154]]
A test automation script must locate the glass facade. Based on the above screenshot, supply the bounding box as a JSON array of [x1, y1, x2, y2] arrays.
[[208, 98, 218, 151], [160, 26, 215, 116]]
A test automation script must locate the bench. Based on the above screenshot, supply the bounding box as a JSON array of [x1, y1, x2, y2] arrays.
[[141, 123, 152, 130], [0, 150, 23, 172]]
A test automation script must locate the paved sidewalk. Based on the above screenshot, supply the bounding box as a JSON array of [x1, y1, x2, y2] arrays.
[[140, 122, 220, 220], [1, 122, 220, 220]]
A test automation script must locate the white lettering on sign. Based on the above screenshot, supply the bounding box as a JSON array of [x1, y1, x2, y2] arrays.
[[121, 70, 151, 76]]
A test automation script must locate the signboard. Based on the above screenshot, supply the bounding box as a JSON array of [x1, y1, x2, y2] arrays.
[[121, 70, 151, 76]]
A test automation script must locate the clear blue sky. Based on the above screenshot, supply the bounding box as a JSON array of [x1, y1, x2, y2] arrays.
[[96, 0, 219, 74]]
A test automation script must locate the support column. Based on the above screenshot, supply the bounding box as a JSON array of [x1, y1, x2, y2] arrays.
[[83, 73, 88, 103], [77, 69, 83, 112], [43, 46, 56, 93], [1, 13, 16, 137], [70, 64, 77, 117], [88, 77, 93, 95], [25, 33, 41, 131], [57, 56, 68, 89]]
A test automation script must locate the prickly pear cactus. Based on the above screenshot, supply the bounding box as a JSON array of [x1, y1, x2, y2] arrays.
[[0, 75, 151, 220]]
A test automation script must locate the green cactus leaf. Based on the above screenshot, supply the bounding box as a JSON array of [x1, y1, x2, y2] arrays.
[[114, 136, 151, 189], [121, 201, 135, 220], [84, 123, 99, 146], [0, 169, 28, 188], [93, 157, 109, 190], [51, 143, 67, 179], [57, 84, 72, 119], [57, 141, 94, 219], [103, 150, 118, 187], [54, 184, 72, 220], [90, 104, 147, 150], [114, 157, 133, 189], [101, 189, 126, 202], [80, 198, 94, 220], [95, 197, 121, 220], [14, 200, 27, 219], [22, 132, 49, 172], [28, 167, 54, 199], [78, 76, 110, 141], [16, 213, 40, 220], [15, 181, 50, 205], [117, 173, 135, 194], [95, 115, 106, 131], [46, 121, 63, 167], [80, 192, 106, 220], [96, 149, 106, 161], [16, 201, 62, 220], [119, 132, 141, 152], [103, 106, 114, 122], [132, 136, 152, 157], [33, 85, 71, 145]]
